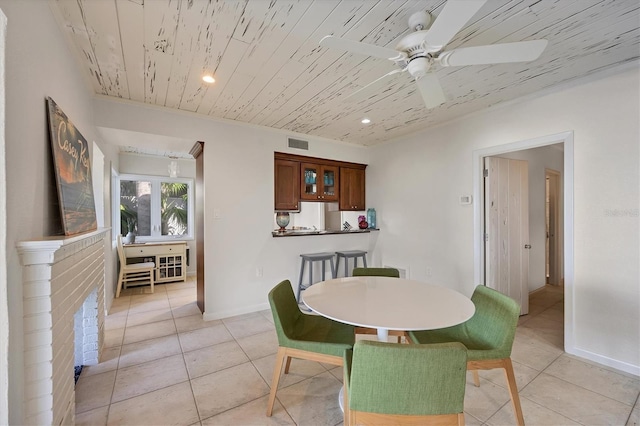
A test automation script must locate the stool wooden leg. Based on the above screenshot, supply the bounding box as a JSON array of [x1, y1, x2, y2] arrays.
[[308, 261, 313, 291], [335, 256, 341, 277], [321, 260, 326, 281], [330, 258, 336, 278], [344, 257, 348, 277], [362, 255, 368, 268]]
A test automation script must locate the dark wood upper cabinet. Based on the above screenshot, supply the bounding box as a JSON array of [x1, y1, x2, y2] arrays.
[[274, 152, 366, 211], [274, 159, 300, 211], [339, 167, 366, 211]]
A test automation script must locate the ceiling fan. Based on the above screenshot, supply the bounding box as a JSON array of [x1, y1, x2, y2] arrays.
[[320, 0, 548, 109]]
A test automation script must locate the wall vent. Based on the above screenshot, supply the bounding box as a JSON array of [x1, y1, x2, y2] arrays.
[[288, 138, 309, 150]]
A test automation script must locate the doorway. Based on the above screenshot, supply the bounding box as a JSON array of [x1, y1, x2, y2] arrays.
[[546, 169, 562, 286], [473, 131, 574, 353]]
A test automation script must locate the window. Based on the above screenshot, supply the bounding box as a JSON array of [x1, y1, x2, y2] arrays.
[[116, 174, 194, 241]]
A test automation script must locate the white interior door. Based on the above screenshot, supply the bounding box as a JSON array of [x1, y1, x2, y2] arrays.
[[484, 156, 530, 314]]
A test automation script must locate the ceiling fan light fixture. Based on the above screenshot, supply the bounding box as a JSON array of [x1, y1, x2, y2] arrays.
[[202, 74, 215, 84], [361, 118, 371, 124], [407, 57, 431, 78]]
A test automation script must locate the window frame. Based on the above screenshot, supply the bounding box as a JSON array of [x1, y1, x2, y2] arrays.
[[115, 173, 195, 242]]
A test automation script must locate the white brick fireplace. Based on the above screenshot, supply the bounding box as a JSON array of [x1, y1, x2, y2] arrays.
[[17, 229, 109, 425]]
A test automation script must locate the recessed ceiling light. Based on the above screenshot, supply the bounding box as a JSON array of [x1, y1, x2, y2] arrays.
[[202, 74, 215, 84], [361, 118, 371, 124]]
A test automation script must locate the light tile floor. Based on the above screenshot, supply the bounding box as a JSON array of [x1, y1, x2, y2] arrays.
[[76, 281, 640, 425]]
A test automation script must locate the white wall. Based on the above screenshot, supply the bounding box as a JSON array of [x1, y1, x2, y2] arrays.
[[118, 153, 197, 276], [368, 66, 639, 374], [93, 98, 374, 320], [0, 2, 119, 423], [500, 145, 564, 292]]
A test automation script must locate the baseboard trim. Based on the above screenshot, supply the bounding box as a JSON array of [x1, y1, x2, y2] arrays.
[[566, 346, 639, 377], [202, 302, 270, 321]]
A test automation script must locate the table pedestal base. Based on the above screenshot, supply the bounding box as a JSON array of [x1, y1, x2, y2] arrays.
[[377, 328, 389, 342]]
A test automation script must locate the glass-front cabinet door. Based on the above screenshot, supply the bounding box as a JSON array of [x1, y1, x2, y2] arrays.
[[300, 163, 339, 201], [301, 163, 319, 200], [321, 166, 338, 200]]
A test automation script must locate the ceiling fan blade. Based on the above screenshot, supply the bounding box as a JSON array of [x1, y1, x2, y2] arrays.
[[425, 0, 488, 50], [438, 39, 548, 66], [320, 35, 404, 61], [415, 73, 446, 109], [345, 68, 406, 101]]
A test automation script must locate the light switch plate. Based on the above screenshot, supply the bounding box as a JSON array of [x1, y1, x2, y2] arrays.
[[460, 195, 472, 205]]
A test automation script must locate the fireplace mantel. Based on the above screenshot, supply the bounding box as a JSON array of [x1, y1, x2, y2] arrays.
[[17, 228, 109, 425], [17, 228, 109, 265]]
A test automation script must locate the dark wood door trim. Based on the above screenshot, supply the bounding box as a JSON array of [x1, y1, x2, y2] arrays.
[[190, 141, 205, 313]]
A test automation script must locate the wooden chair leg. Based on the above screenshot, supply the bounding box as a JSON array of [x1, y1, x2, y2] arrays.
[[149, 269, 154, 293], [458, 412, 465, 426], [343, 385, 349, 426], [116, 272, 124, 298], [266, 347, 287, 416], [284, 356, 292, 374], [472, 370, 480, 386], [503, 358, 525, 426], [349, 408, 356, 426]]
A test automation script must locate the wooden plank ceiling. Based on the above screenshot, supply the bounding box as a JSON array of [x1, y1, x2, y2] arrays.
[[51, 0, 640, 147]]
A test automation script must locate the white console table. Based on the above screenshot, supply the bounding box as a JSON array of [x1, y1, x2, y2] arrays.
[[124, 241, 187, 283]]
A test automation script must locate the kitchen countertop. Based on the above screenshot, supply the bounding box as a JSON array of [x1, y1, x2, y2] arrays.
[[272, 228, 379, 237]]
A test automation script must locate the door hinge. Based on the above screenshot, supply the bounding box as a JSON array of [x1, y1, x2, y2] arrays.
[[524, 244, 532, 249], [484, 233, 489, 242], [483, 169, 489, 178]]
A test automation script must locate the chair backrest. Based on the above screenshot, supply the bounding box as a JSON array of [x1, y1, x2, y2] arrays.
[[352, 267, 400, 278], [268, 280, 303, 344], [347, 340, 467, 416], [116, 234, 126, 266], [465, 285, 521, 358]]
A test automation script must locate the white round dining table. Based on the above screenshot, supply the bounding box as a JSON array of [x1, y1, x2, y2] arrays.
[[301, 276, 475, 342]]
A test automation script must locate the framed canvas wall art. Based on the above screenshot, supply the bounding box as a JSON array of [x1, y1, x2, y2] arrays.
[[46, 97, 97, 236]]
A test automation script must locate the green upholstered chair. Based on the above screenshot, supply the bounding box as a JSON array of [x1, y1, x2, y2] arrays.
[[409, 285, 524, 426], [352, 267, 405, 342], [352, 267, 400, 278], [344, 340, 467, 425], [266, 280, 355, 416]]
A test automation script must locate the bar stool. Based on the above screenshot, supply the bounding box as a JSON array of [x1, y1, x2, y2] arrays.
[[335, 250, 368, 277], [297, 252, 336, 302]]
